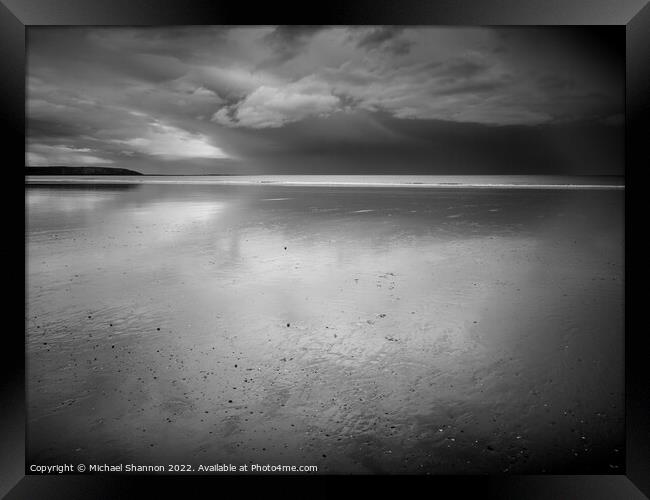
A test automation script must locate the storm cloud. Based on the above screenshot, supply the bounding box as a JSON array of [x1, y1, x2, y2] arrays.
[[26, 26, 624, 174]]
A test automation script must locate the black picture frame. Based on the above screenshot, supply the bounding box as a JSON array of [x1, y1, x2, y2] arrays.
[[4, 0, 648, 498]]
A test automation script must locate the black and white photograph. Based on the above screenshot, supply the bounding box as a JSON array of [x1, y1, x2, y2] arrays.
[[25, 25, 625, 475]]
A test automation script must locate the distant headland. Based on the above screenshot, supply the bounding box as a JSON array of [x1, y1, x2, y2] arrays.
[[26, 166, 143, 176]]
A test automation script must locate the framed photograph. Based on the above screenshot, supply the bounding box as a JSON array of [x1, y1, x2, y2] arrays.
[[3, 0, 647, 497]]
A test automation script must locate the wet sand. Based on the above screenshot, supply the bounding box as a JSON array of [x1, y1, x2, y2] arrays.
[[26, 184, 624, 474]]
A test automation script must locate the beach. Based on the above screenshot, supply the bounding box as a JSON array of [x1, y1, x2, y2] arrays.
[[26, 174, 625, 189], [26, 181, 624, 473]]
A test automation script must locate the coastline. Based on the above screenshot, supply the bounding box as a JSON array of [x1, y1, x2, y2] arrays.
[[25, 175, 625, 190]]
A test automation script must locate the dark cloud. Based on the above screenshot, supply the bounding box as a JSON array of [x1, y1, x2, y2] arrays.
[[27, 117, 93, 140], [434, 79, 510, 96], [265, 26, 324, 45], [537, 74, 577, 92], [355, 27, 413, 55], [260, 26, 325, 64], [356, 27, 400, 50], [357, 27, 401, 48], [202, 111, 621, 176], [26, 26, 624, 175], [117, 54, 189, 83], [437, 59, 488, 80]]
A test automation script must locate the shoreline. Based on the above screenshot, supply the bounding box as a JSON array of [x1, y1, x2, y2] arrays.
[[25, 176, 625, 190]]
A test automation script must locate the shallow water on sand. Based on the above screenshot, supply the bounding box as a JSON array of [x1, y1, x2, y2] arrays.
[[26, 184, 624, 474]]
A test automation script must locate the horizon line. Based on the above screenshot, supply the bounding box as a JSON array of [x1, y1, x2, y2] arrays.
[[25, 175, 625, 190]]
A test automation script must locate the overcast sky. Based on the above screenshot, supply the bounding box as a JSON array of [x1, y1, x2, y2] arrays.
[[27, 26, 624, 175]]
